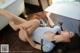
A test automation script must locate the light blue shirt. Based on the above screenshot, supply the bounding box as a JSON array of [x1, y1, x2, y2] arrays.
[[32, 25, 61, 43], [32, 25, 61, 52]]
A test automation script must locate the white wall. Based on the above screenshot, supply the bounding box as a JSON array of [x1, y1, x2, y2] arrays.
[[52, 0, 80, 4]]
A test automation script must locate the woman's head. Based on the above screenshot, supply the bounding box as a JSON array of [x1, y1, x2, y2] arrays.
[[61, 31, 74, 38]]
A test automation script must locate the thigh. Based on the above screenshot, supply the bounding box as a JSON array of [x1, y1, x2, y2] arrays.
[[27, 19, 40, 34], [21, 19, 40, 28], [20, 19, 40, 34]]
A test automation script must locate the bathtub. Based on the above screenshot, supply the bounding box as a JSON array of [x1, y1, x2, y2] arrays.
[[0, 0, 24, 30]]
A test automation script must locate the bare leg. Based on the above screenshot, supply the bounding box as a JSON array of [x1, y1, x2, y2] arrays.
[[19, 26, 41, 50], [9, 18, 40, 31], [18, 19, 40, 41], [17, 19, 41, 50], [0, 9, 27, 31], [0, 9, 41, 50], [26, 19, 40, 35]]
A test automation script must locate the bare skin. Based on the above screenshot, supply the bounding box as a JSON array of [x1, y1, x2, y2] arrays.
[[0, 9, 41, 50], [44, 31, 74, 43], [0, 9, 74, 50]]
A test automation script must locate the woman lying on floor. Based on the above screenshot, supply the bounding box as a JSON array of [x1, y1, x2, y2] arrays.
[[0, 9, 74, 52]]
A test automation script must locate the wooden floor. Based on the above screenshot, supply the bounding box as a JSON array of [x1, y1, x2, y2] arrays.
[[0, 25, 41, 53], [0, 3, 80, 53], [0, 25, 80, 53]]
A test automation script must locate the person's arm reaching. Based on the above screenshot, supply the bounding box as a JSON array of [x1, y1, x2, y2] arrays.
[[0, 9, 26, 23], [0, 9, 27, 30], [46, 13, 55, 27]]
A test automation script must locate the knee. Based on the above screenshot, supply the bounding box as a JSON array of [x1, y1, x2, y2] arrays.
[[34, 19, 40, 24], [33, 19, 40, 25]]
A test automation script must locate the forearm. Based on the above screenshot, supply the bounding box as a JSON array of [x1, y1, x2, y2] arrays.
[[0, 9, 26, 22], [0, 9, 12, 20], [46, 13, 55, 27], [9, 21, 19, 31]]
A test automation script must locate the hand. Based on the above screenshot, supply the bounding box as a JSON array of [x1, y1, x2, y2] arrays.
[[44, 32, 55, 41], [61, 31, 74, 38], [53, 35, 71, 43], [53, 31, 74, 43]]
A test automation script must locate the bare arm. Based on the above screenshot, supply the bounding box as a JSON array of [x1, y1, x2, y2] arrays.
[[0, 9, 26, 22], [46, 13, 55, 27], [25, 32, 41, 50], [0, 9, 27, 30]]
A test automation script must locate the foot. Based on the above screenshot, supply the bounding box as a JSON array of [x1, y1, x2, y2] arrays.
[[18, 28, 27, 42]]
